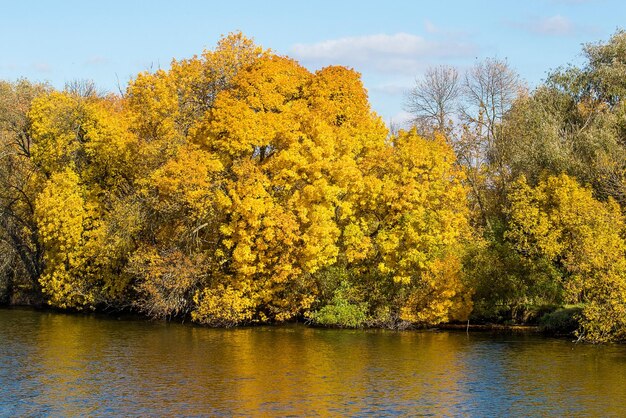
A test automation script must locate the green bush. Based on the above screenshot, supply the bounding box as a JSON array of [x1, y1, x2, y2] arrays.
[[469, 303, 512, 324], [310, 301, 368, 328], [539, 306, 582, 335], [309, 280, 368, 328], [513, 304, 560, 324], [464, 236, 566, 325]]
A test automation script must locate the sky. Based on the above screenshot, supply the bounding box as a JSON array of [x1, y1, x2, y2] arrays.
[[1, 0, 624, 125]]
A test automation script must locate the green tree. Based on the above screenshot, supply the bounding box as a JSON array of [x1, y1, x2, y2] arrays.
[[499, 29, 626, 205]]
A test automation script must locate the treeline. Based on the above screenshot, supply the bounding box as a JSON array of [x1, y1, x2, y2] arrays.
[[1, 31, 625, 342], [405, 29, 626, 343]]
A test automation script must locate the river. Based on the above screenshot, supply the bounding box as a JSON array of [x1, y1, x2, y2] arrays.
[[1, 308, 625, 416]]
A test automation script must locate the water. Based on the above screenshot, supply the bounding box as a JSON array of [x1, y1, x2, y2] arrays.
[[1, 308, 625, 416]]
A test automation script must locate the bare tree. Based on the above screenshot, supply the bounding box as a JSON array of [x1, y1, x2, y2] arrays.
[[404, 65, 460, 135], [404, 59, 523, 231], [453, 58, 524, 231], [458, 58, 523, 167], [0, 80, 47, 294], [64, 79, 105, 98]]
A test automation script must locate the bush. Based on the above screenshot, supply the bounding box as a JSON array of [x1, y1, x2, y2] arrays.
[[513, 304, 560, 324], [309, 281, 368, 328], [469, 303, 512, 324], [539, 306, 581, 336], [464, 240, 562, 324]]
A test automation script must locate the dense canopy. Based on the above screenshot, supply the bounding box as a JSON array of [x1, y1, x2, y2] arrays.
[[0, 33, 471, 329]]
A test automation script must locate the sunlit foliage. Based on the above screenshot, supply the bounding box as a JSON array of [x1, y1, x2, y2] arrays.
[[7, 31, 626, 341], [507, 175, 626, 342], [0, 33, 473, 328]]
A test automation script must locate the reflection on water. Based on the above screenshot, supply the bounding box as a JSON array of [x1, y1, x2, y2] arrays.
[[1, 308, 626, 416]]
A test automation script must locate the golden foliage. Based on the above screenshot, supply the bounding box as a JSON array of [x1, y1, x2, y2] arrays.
[[35, 169, 91, 307], [507, 174, 626, 341], [10, 33, 474, 327]]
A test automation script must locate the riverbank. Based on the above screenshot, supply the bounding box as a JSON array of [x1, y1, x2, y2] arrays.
[[0, 304, 568, 339], [437, 323, 541, 333]]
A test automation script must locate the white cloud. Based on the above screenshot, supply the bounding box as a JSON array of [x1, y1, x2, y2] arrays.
[[291, 33, 477, 75], [32, 62, 51, 73], [509, 15, 592, 36], [531, 15, 575, 36], [85, 56, 109, 66]]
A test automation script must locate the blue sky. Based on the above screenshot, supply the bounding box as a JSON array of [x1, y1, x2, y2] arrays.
[[1, 0, 624, 124]]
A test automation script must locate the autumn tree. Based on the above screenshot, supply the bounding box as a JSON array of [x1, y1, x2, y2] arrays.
[[123, 33, 265, 319], [0, 80, 49, 300], [28, 89, 140, 309], [193, 56, 369, 324], [353, 130, 472, 325], [506, 175, 626, 342]]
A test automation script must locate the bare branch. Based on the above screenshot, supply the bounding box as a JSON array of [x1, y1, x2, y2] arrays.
[[404, 65, 460, 134]]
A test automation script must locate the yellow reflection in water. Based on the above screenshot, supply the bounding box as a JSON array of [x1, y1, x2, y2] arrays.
[[3, 310, 625, 416]]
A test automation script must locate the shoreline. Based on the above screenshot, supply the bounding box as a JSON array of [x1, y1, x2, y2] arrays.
[[437, 323, 541, 332], [0, 304, 546, 334]]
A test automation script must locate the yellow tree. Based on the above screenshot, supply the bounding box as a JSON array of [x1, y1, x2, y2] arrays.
[[126, 32, 264, 147], [194, 58, 389, 325], [359, 130, 472, 325], [124, 33, 264, 319], [193, 55, 316, 324], [35, 168, 90, 307], [29, 90, 140, 308], [127, 143, 226, 318], [507, 174, 626, 342]]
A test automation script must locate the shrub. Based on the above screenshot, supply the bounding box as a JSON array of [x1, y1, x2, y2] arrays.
[[309, 281, 368, 328], [539, 306, 581, 336]]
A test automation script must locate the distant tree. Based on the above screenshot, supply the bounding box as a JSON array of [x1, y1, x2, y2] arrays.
[[64, 79, 104, 98], [404, 59, 523, 232]]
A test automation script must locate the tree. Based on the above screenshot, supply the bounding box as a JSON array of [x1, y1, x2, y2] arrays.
[[459, 58, 522, 165], [404, 59, 523, 233], [0, 80, 49, 297], [458, 58, 522, 211], [404, 65, 460, 134], [120, 34, 268, 320], [499, 29, 626, 206], [27, 89, 141, 309], [126, 31, 264, 145], [506, 174, 626, 342], [358, 130, 472, 325], [34, 168, 90, 307]]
